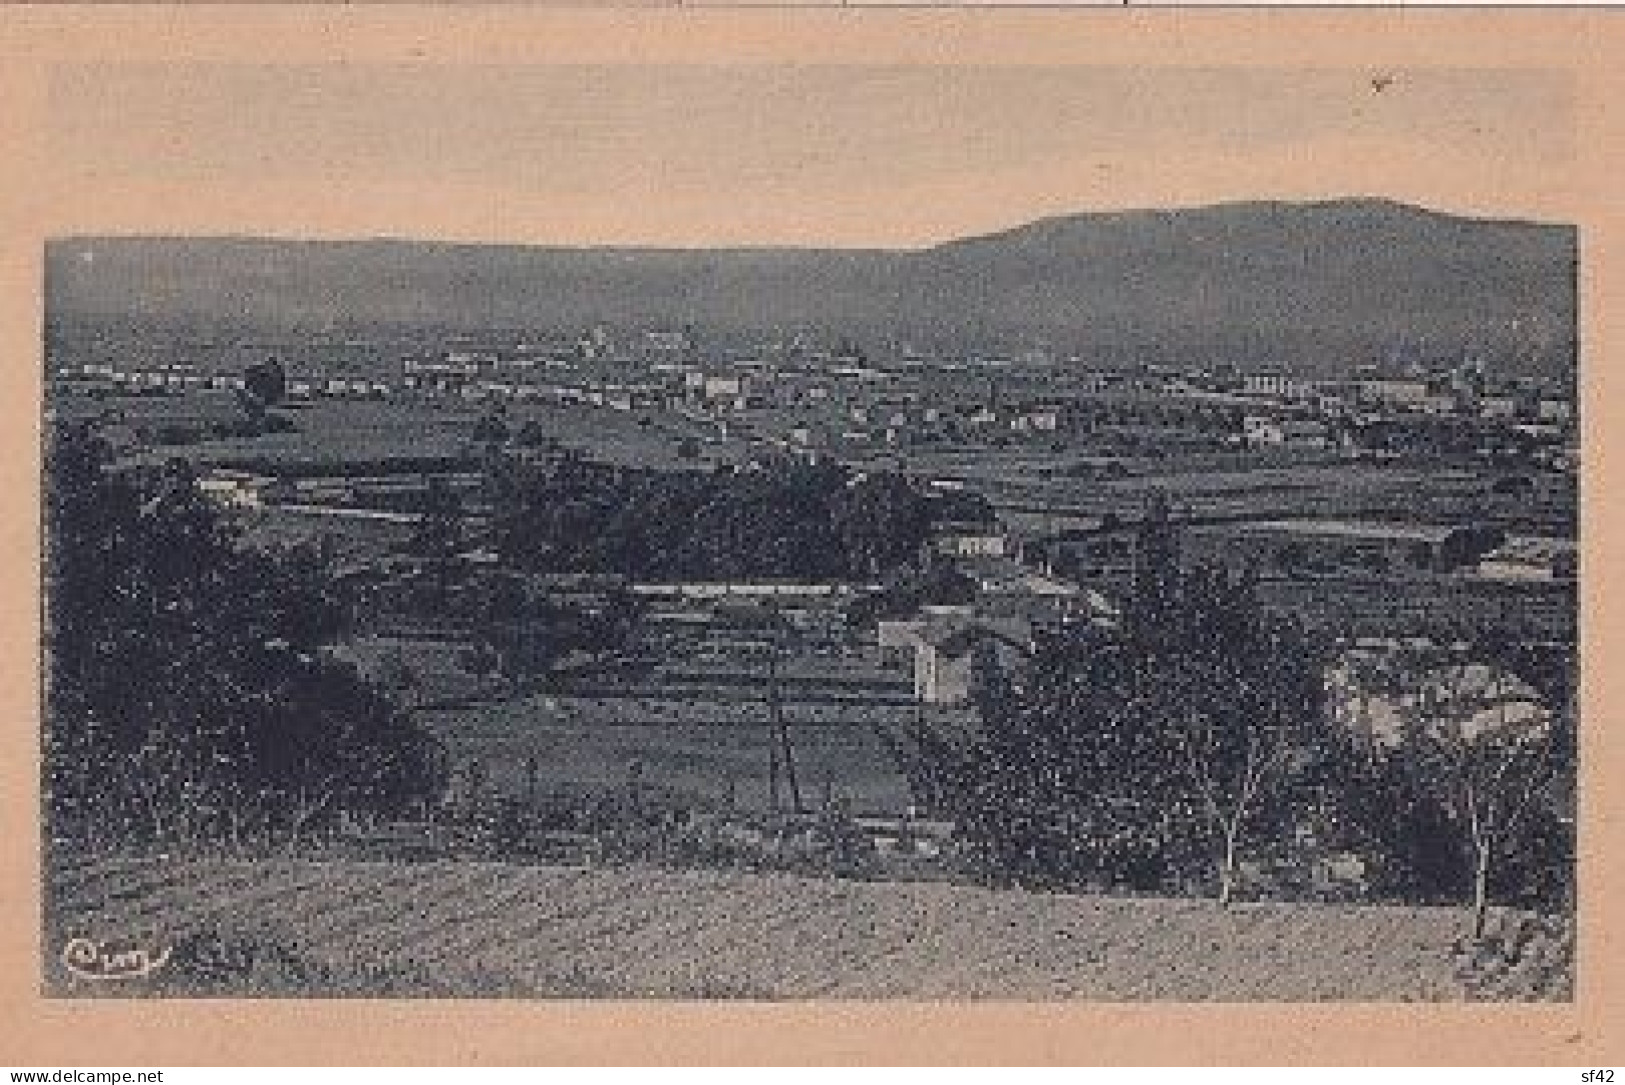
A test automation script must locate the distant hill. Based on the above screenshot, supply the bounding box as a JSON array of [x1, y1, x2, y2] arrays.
[[47, 198, 1578, 380]]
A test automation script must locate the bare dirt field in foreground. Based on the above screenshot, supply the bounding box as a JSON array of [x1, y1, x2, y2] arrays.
[[46, 856, 1572, 1001]]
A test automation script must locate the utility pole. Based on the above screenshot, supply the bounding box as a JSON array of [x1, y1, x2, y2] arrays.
[[627, 758, 644, 818], [768, 740, 781, 813], [768, 618, 803, 814], [913, 698, 930, 812], [465, 757, 487, 822]]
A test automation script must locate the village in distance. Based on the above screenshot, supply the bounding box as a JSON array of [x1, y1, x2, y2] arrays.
[[42, 198, 1579, 1001]]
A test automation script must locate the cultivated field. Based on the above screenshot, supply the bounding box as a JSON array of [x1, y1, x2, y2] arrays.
[[897, 450, 1575, 536], [49, 390, 717, 471], [336, 629, 967, 814], [412, 690, 946, 814], [46, 855, 1573, 1000]]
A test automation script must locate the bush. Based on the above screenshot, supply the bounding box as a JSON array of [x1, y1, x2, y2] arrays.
[[44, 422, 449, 850]]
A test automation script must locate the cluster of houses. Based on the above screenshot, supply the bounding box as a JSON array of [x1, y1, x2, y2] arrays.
[[1039, 513, 1577, 588], [55, 334, 1577, 474], [56, 361, 249, 394], [1237, 369, 1573, 423], [876, 521, 1575, 708]]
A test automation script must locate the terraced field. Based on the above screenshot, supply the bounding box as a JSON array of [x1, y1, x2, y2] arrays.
[[899, 452, 1576, 538], [46, 856, 1573, 1001], [338, 635, 970, 814], [415, 696, 925, 813]]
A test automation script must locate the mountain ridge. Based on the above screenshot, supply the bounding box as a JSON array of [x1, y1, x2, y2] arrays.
[[47, 198, 1578, 379], [50, 197, 1573, 252]]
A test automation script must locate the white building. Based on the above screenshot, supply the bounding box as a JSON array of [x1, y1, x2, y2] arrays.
[[195, 470, 271, 509], [1538, 398, 1575, 424], [1358, 379, 1431, 408], [1477, 537, 1577, 582], [1244, 417, 1330, 450], [1242, 372, 1305, 399], [931, 522, 1008, 558]]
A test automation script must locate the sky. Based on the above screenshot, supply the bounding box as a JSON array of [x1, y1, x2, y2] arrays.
[[47, 64, 1576, 248]]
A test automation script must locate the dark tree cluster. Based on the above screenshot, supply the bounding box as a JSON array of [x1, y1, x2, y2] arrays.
[[844, 560, 981, 632], [1352, 416, 1544, 459], [484, 455, 954, 582], [930, 559, 1329, 901], [44, 423, 448, 848], [241, 357, 288, 410], [912, 507, 1574, 924], [447, 573, 641, 692], [1317, 633, 1575, 931]]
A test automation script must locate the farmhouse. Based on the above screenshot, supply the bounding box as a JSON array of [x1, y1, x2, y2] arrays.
[[1009, 405, 1063, 433], [850, 815, 957, 859], [1072, 371, 1122, 395], [684, 370, 751, 410], [1418, 394, 1463, 416], [1538, 397, 1575, 424], [1242, 416, 1331, 450], [1047, 523, 1142, 587], [195, 469, 272, 509], [1357, 379, 1431, 408], [643, 329, 693, 356], [930, 520, 1009, 559], [1241, 371, 1306, 399], [1476, 536, 1578, 582], [880, 606, 1033, 705], [912, 622, 1024, 705]]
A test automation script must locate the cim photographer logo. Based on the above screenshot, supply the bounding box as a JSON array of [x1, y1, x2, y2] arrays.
[[59, 936, 172, 982]]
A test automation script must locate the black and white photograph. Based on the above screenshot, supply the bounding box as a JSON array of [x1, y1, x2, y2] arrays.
[[40, 58, 1579, 1002]]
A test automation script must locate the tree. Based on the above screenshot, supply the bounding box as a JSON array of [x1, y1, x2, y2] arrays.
[[1167, 604, 1325, 905], [408, 476, 466, 608], [829, 471, 931, 578], [456, 642, 501, 682], [1274, 542, 1310, 576], [44, 420, 447, 848], [928, 504, 1327, 901], [487, 456, 943, 583], [514, 419, 553, 449], [948, 626, 1182, 890], [237, 357, 289, 431], [927, 488, 997, 526], [377, 646, 419, 700], [1437, 523, 1508, 573], [1327, 642, 1566, 936], [242, 357, 287, 409], [471, 409, 509, 452], [468, 573, 563, 692], [1406, 650, 1561, 937], [846, 560, 979, 632]]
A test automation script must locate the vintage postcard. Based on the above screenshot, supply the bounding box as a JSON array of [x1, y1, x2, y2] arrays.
[[1, 6, 1619, 1067]]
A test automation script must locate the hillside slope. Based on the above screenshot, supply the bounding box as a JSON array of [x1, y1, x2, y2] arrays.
[[47, 199, 1577, 379], [46, 856, 1573, 1000]]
